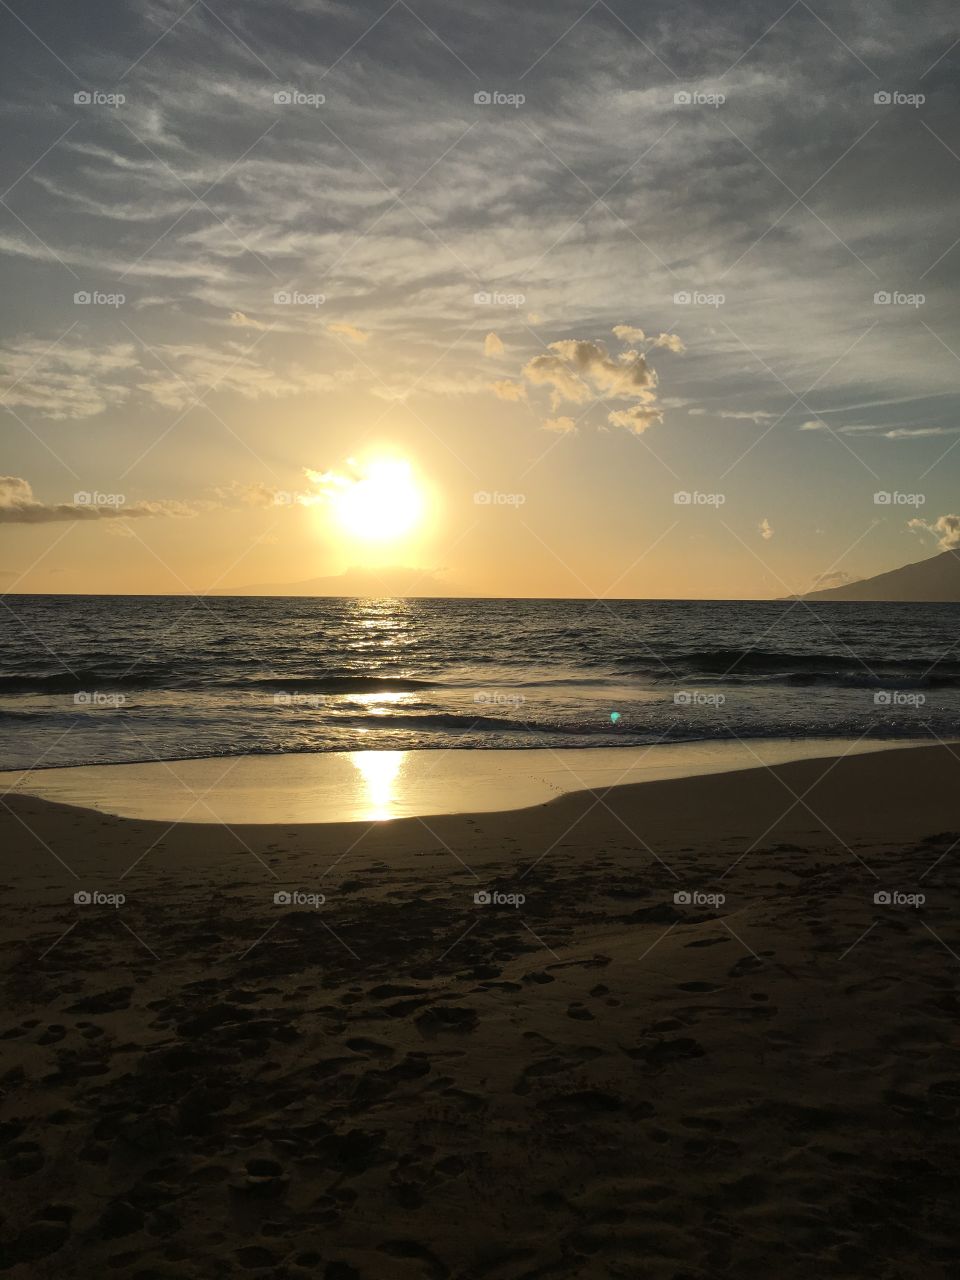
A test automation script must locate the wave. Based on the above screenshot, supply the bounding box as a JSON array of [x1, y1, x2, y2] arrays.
[[615, 649, 959, 686], [0, 670, 446, 696], [245, 675, 444, 694]]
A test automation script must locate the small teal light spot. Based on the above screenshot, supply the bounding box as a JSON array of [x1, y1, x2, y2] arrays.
[[610, 711, 621, 723]]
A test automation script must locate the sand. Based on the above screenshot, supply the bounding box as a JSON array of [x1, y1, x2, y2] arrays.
[[1, 741, 959, 1278]]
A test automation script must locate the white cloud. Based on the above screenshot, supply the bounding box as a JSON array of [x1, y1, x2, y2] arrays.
[[489, 379, 526, 402], [908, 513, 960, 550], [689, 407, 774, 423], [521, 330, 679, 435], [483, 332, 504, 358], [759, 517, 774, 540], [0, 339, 137, 420]]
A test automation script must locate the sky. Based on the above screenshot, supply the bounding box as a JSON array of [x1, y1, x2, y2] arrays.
[[1, 0, 959, 598]]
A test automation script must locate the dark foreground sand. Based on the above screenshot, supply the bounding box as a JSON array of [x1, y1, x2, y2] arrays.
[[1, 743, 959, 1278]]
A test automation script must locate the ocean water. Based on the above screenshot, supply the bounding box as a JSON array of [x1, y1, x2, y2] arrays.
[[0, 595, 957, 771]]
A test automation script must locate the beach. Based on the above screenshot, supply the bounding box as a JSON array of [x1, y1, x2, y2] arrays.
[[2, 741, 959, 1277]]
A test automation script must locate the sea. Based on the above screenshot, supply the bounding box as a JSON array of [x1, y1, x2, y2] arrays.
[[0, 595, 957, 772]]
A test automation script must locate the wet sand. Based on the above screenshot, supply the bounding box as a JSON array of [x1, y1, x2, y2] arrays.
[[0, 736, 925, 824], [1, 742, 959, 1278]]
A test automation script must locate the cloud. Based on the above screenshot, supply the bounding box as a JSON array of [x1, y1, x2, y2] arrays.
[[689, 408, 774, 423], [612, 325, 685, 353], [228, 310, 270, 330], [522, 352, 592, 407], [521, 331, 679, 435], [0, 476, 190, 524], [759, 517, 774, 540], [883, 426, 960, 439], [483, 332, 504, 358], [651, 333, 685, 354], [543, 416, 577, 433], [326, 322, 370, 344], [0, 339, 137, 420], [489, 379, 526, 402], [606, 406, 663, 434], [908, 513, 960, 550]]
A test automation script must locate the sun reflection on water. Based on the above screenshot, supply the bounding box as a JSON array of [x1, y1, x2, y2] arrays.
[[349, 750, 405, 820]]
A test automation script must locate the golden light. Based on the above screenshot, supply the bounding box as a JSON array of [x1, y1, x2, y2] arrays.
[[349, 750, 404, 820], [332, 457, 425, 543]]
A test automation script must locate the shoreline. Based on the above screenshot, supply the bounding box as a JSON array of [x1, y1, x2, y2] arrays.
[[0, 735, 939, 827]]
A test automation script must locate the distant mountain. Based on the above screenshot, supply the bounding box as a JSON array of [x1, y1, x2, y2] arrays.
[[801, 549, 960, 601]]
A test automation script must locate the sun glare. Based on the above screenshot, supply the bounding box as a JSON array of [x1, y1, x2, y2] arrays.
[[332, 458, 425, 543]]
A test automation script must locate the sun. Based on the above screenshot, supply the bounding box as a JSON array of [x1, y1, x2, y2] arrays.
[[331, 457, 425, 544]]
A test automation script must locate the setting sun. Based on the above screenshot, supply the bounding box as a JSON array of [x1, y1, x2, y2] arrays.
[[331, 457, 425, 544]]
